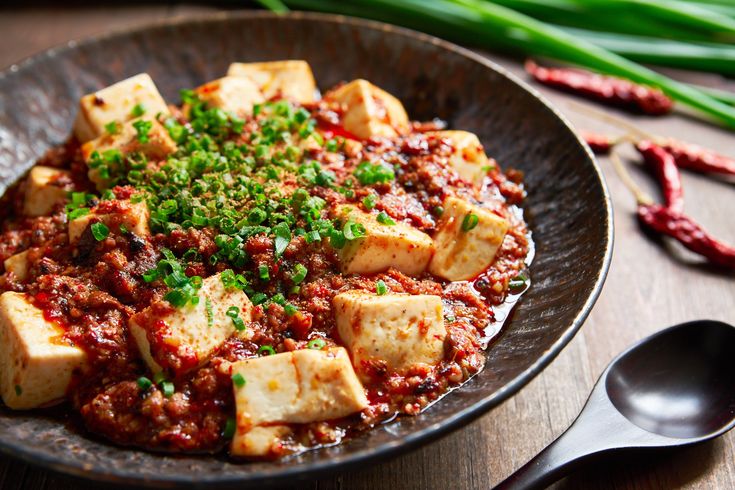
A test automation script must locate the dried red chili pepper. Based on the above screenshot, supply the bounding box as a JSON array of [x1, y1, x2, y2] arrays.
[[638, 204, 735, 268], [636, 141, 684, 213], [525, 60, 673, 116], [660, 139, 735, 176], [610, 148, 735, 268], [568, 102, 735, 176], [581, 131, 616, 155]]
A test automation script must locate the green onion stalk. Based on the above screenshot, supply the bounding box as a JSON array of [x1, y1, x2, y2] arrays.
[[264, 0, 735, 129]]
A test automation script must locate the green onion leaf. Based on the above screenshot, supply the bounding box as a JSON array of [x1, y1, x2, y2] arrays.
[[461, 213, 479, 232], [376, 279, 388, 296], [231, 372, 246, 388], [161, 381, 175, 398], [223, 417, 236, 438], [90, 222, 110, 241], [206, 298, 214, 327], [376, 211, 396, 226], [130, 103, 146, 117], [104, 121, 121, 135], [137, 376, 153, 391], [291, 263, 308, 284], [258, 345, 276, 356], [307, 338, 326, 350]]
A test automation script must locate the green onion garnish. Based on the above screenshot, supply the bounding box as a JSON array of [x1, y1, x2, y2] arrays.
[[461, 213, 479, 232], [231, 372, 246, 388], [104, 121, 121, 135], [307, 338, 326, 350], [161, 381, 175, 398], [291, 263, 308, 284], [362, 193, 378, 210], [205, 298, 214, 327], [258, 345, 276, 356], [376, 280, 388, 296], [132, 119, 152, 143], [137, 376, 153, 391], [258, 264, 270, 281], [223, 417, 236, 438], [130, 103, 146, 117], [284, 303, 298, 316], [376, 211, 396, 226], [90, 222, 110, 241]]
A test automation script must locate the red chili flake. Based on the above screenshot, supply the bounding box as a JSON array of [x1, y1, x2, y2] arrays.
[[660, 139, 735, 176], [638, 204, 735, 268], [636, 141, 684, 213], [525, 60, 673, 115]]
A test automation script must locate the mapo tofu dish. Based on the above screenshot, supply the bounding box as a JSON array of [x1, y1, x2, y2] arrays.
[[0, 60, 531, 459]]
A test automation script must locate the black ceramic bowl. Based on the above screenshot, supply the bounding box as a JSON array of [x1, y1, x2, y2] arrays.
[[0, 11, 612, 488]]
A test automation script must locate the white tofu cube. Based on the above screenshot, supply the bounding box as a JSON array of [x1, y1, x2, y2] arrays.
[[81, 117, 177, 190], [427, 130, 490, 185], [130, 272, 253, 376], [325, 79, 410, 139], [0, 292, 87, 409], [429, 196, 509, 281], [187, 76, 265, 116], [4, 250, 30, 282], [227, 60, 318, 103], [334, 205, 434, 276], [23, 166, 72, 217], [333, 291, 446, 380], [68, 200, 150, 245], [73, 73, 169, 142], [230, 347, 367, 458]]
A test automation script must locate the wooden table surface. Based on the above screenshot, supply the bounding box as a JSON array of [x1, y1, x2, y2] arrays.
[[0, 4, 733, 489]]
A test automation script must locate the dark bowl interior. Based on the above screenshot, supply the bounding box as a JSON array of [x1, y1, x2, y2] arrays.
[[0, 11, 612, 488]]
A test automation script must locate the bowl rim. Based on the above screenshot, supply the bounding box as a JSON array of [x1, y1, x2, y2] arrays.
[[0, 10, 614, 487]]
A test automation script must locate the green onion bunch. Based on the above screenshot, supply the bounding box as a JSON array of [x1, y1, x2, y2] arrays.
[[260, 0, 735, 129]]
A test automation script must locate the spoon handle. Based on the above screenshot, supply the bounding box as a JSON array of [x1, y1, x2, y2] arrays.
[[494, 382, 642, 489], [493, 425, 598, 490]]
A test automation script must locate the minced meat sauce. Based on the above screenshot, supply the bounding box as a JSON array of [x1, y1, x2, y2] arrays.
[[0, 84, 531, 457]]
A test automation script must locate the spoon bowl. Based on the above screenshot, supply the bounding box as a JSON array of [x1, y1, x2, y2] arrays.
[[497, 320, 735, 489], [607, 320, 735, 440]]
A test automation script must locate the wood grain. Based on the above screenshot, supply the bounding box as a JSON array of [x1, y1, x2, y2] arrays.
[[0, 4, 732, 489]]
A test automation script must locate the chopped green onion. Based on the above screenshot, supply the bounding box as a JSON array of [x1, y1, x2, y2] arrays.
[[130, 103, 146, 117], [291, 263, 308, 284], [161, 381, 175, 398], [462, 213, 479, 231], [137, 376, 153, 391], [68, 208, 89, 220], [307, 338, 326, 350], [104, 121, 121, 135], [227, 306, 246, 331], [205, 298, 214, 327], [376, 211, 396, 226], [362, 193, 378, 210], [223, 417, 237, 438], [376, 279, 388, 295], [231, 372, 246, 388], [258, 345, 276, 356], [90, 222, 109, 241], [354, 161, 395, 185], [132, 119, 153, 143], [258, 264, 270, 281], [284, 303, 298, 316]]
